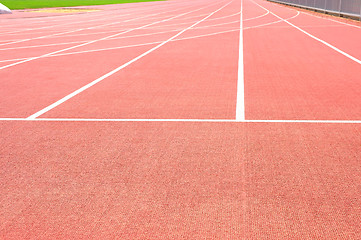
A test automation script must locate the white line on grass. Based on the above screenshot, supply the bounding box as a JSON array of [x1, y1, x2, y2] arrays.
[[236, 0, 245, 121], [26, 1, 233, 120]]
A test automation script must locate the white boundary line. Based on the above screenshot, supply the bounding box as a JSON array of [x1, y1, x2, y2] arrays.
[[252, 0, 361, 65], [0, 118, 360, 123], [26, 1, 233, 120], [236, 0, 245, 121]]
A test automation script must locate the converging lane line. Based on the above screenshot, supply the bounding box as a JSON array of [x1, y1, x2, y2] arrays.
[[0, 11, 302, 65], [26, 1, 233, 120], [251, 0, 361, 65], [0, 1, 221, 71]]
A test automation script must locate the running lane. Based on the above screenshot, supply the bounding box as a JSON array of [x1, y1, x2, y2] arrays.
[[0, 0, 216, 118], [244, 0, 361, 120], [36, 1, 240, 120]]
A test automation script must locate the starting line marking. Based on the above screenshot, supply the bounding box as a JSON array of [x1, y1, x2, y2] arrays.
[[0, 118, 360, 124]]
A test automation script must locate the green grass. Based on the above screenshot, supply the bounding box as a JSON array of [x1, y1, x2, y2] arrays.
[[2, 0, 164, 10]]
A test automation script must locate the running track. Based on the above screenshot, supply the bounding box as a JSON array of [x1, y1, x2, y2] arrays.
[[0, 0, 360, 238]]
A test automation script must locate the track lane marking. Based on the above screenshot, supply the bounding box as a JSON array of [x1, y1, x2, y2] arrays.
[[0, 118, 360, 123], [0, 5, 195, 47], [26, 1, 233, 120], [266, 0, 361, 29], [0, 6, 264, 47], [0, 13, 128, 36], [0, 0, 195, 29], [252, 0, 361, 65], [236, 0, 245, 121], [301, 11, 361, 29], [0, 7, 269, 52], [0, 11, 301, 65], [0, 2, 222, 71]]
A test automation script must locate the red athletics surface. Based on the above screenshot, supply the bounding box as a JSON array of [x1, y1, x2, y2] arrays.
[[290, 14, 361, 60], [244, 0, 361, 120], [1, 122, 360, 238], [1, 0, 361, 238], [41, 32, 239, 119], [0, 46, 156, 117]]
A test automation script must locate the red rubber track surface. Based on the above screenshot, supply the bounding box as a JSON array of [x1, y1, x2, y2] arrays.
[[0, 0, 360, 238]]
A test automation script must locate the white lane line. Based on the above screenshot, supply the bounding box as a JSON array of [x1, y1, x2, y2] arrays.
[[0, 29, 241, 64], [0, 9, 258, 44], [302, 11, 361, 29], [236, 0, 245, 121], [266, 0, 361, 30], [0, 5, 192, 48], [244, 11, 299, 30], [0, 13, 126, 36], [0, 4, 129, 28], [0, 10, 228, 47], [0, 0, 186, 29], [0, 11, 301, 65], [0, 2, 220, 71], [0, 7, 268, 53], [0, 118, 360, 123], [26, 1, 233, 120], [252, 0, 361, 65]]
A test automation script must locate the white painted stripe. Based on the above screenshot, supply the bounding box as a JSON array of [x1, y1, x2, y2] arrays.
[[0, 12, 303, 65], [244, 11, 300, 30], [0, 2, 217, 71], [236, 0, 245, 121], [302, 11, 361, 29], [26, 1, 233, 120], [0, 118, 360, 124], [266, 0, 361, 29], [0, 9, 261, 47], [243, 119, 361, 124], [251, 0, 361, 65]]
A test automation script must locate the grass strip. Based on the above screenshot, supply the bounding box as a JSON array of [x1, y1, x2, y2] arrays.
[[2, 0, 164, 10]]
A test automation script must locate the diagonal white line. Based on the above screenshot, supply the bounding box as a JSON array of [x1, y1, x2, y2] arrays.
[[26, 1, 233, 120], [0, 11, 303, 65], [252, 0, 361, 65], [0, 2, 215, 71]]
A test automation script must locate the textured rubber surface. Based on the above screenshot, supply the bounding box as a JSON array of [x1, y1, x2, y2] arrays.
[[0, 0, 360, 238]]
